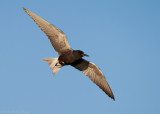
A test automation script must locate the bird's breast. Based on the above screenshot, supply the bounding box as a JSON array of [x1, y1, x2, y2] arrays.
[[58, 52, 80, 65]]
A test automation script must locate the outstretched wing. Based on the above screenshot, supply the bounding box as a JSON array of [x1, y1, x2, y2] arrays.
[[23, 8, 72, 55], [71, 59, 115, 100]]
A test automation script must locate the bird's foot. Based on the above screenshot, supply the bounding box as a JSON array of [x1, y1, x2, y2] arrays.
[[59, 61, 65, 65], [55, 61, 65, 66]]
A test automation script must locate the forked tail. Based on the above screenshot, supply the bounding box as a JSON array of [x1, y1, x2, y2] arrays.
[[43, 58, 62, 75]]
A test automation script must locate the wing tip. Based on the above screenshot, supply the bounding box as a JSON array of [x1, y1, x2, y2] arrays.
[[105, 90, 115, 101], [112, 96, 115, 101], [109, 93, 115, 101], [23, 7, 30, 14], [23, 7, 27, 11]]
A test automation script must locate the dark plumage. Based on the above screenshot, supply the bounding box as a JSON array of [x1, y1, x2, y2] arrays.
[[58, 50, 88, 65], [23, 8, 115, 100]]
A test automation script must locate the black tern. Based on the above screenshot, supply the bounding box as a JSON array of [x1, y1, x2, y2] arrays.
[[23, 8, 115, 100]]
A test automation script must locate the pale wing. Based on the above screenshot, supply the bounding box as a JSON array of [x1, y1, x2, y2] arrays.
[[71, 59, 115, 100], [24, 8, 72, 55]]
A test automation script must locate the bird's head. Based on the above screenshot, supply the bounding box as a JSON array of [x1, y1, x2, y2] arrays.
[[75, 50, 89, 57]]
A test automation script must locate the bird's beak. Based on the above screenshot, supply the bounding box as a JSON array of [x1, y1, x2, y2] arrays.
[[82, 53, 89, 57]]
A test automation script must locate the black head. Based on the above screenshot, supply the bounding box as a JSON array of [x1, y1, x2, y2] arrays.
[[75, 50, 89, 57]]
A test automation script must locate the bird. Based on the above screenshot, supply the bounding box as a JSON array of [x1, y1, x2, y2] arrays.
[[23, 8, 115, 100]]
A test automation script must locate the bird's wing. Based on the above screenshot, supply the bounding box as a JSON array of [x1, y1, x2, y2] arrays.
[[23, 8, 72, 55], [71, 59, 115, 100]]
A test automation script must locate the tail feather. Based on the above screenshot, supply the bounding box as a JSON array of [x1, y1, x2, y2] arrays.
[[43, 58, 62, 75]]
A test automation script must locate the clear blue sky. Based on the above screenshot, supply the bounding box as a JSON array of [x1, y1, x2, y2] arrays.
[[0, 0, 160, 114]]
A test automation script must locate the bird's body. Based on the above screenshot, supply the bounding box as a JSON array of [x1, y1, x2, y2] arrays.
[[58, 50, 75, 65], [24, 8, 115, 100], [58, 50, 83, 65]]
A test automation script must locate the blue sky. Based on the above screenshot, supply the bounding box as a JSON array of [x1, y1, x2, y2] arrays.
[[0, 0, 160, 114]]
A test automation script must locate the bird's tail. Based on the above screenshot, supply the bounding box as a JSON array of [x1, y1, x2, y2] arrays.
[[43, 58, 62, 75]]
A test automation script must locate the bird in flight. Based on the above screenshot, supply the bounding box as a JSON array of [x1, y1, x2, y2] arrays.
[[23, 8, 115, 100]]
